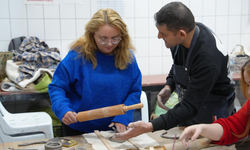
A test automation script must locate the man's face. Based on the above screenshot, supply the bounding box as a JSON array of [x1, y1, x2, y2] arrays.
[[156, 24, 182, 48]]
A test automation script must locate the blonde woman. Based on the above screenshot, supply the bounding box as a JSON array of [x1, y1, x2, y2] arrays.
[[179, 59, 250, 146], [49, 8, 142, 136]]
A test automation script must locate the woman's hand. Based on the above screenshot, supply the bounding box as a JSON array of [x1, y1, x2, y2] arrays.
[[179, 125, 203, 147], [179, 124, 224, 147], [62, 111, 78, 125], [109, 122, 127, 133]]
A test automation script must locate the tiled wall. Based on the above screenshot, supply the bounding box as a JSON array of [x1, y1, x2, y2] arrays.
[[0, 0, 250, 76]]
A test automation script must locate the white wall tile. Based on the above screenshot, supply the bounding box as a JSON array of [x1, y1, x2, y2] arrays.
[[163, 56, 173, 74], [190, 0, 202, 17], [229, 0, 242, 16], [216, 0, 229, 16], [162, 46, 171, 56], [149, 57, 163, 75], [217, 34, 228, 51], [134, 38, 149, 57], [149, 17, 158, 38], [45, 40, 62, 52], [215, 16, 229, 34], [202, 17, 216, 33], [61, 19, 76, 40], [195, 16, 203, 23], [228, 35, 241, 53], [10, 19, 28, 38], [178, 0, 190, 8], [131, 37, 136, 47], [90, 0, 98, 17], [241, 15, 250, 34], [149, 38, 162, 57], [44, 19, 60, 40], [76, 4, 91, 19], [242, 0, 250, 15], [240, 34, 250, 55], [44, 5, 60, 18], [0, 41, 10, 52], [27, 19, 45, 39], [9, 0, 27, 18], [228, 16, 241, 34], [27, 5, 43, 19], [61, 40, 73, 59], [125, 0, 135, 18], [0, 0, 249, 76], [124, 18, 135, 38], [0, 0, 9, 18], [135, 0, 148, 18], [203, 0, 215, 16], [136, 57, 149, 75], [135, 18, 148, 37], [60, 5, 75, 19], [76, 19, 89, 38], [162, 0, 169, 6], [0, 19, 11, 40], [149, 0, 163, 17]]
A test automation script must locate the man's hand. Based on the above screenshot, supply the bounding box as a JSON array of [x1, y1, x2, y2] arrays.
[[112, 121, 153, 140], [157, 85, 172, 111], [109, 122, 127, 133], [62, 111, 78, 125]]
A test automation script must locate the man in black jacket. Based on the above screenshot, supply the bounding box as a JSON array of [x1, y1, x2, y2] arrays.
[[114, 1, 235, 140]]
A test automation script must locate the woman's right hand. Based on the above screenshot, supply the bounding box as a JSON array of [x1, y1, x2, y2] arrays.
[[62, 111, 78, 125]]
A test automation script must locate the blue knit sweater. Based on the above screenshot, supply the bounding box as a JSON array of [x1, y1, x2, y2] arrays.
[[48, 50, 142, 133]]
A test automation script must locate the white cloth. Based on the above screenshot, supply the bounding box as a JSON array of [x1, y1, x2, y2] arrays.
[[5, 60, 53, 88], [1, 82, 21, 92], [83, 131, 159, 150]]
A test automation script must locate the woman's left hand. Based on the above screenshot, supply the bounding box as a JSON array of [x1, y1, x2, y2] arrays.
[[109, 122, 127, 133]]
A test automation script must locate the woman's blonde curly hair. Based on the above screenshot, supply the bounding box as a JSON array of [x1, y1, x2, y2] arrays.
[[70, 8, 135, 70]]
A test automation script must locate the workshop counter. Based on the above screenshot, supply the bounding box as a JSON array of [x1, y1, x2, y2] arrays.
[[0, 129, 236, 150]]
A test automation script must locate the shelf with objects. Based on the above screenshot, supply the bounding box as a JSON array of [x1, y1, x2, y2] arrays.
[[0, 36, 63, 137]]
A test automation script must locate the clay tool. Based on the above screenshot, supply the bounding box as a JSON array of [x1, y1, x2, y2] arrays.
[[213, 116, 217, 121], [76, 103, 143, 122], [172, 133, 177, 150], [18, 137, 77, 147]]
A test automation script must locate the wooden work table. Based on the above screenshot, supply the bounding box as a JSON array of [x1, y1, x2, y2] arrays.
[[0, 130, 170, 150], [0, 129, 236, 150]]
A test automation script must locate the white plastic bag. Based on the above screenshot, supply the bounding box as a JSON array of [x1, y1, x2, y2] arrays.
[[229, 44, 249, 73]]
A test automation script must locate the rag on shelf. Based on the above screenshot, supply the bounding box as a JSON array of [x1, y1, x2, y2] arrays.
[[5, 36, 61, 88]]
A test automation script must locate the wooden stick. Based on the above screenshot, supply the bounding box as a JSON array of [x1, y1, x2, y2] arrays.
[[94, 130, 115, 150], [127, 139, 141, 150]]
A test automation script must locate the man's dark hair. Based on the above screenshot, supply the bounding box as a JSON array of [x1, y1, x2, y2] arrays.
[[154, 2, 195, 34]]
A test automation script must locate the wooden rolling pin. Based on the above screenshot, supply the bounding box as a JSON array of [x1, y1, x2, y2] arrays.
[[76, 103, 143, 122]]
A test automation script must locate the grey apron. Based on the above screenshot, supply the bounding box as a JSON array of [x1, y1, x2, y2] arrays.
[[173, 26, 234, 125]]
